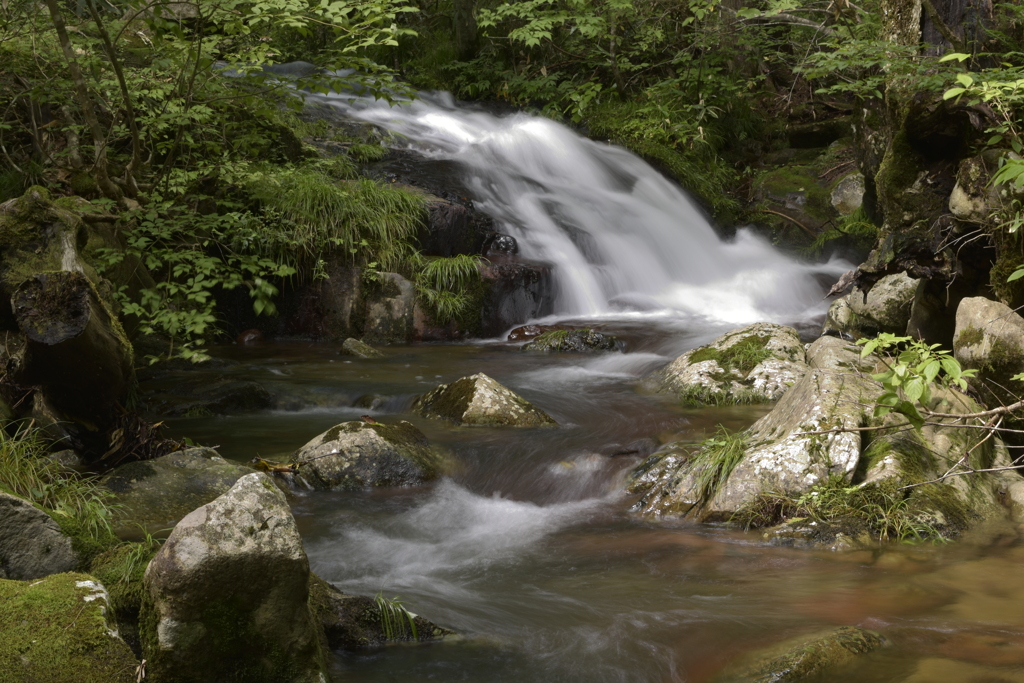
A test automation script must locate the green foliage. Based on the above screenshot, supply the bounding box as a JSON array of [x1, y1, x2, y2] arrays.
[[415, 254, 483, 324], [0, 426, 118, 560], [686, 427, 747, 509], [689, 334, 772, 376], [374, 592, 418, 641], [804, 207, 879, 257], [733, 477, 954, 543], [857, 333, 976, 429], [347, 143, 388, 163], [89, 534, 162, 620]]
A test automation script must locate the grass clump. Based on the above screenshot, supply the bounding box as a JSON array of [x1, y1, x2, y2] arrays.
[[0, 426, 118, 563], [374, 592, 419, 642], [804, 206, 879, 258], [348, 143, 388, 163], [687, 427, 747, 509], [677, 384, 771, 407], [415, 254, 484, 324], [688, 334, 772, 377]]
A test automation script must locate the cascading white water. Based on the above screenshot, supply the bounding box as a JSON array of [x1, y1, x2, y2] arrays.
[[308, 88, 847, 326]]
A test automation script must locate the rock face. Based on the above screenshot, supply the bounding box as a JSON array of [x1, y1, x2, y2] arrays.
[[643, 323, 808, 405], [822, 271, 918, 339], [413, 372, 558, 427], [294, 421, 448, 490], [101, 448, 255, 537], [521, 328, 623, 353], [480, 260, 553, 337], [717, 627, 886, 683], [0, 492, 78, 580], [0, 572, 138, 682], [954, 296, 1024, 405], [362, 273, 416, 344], [830, 171, 866, 215], [143, 473, 325, 683]]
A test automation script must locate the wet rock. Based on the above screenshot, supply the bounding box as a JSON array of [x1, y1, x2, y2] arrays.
[[413, 372, 557, 427], [717, 626, 886, 683], [237, 328, 264, 345], [642, 323, 808, 406], [362, 272, 415, 344], [0, 572, 138, 682], [294, 420, 448, 490], [102, 448, 255, 537], [483, 233, 518, 257], [507, 324, 552, 342], [341, 337, 384, 358], [830, 171, 865, 216], [822, 271, 918, 339], [309, 574, 454, 650], [480, 260, 553, 337], [143, 473, 325, 683], [47, 448, 84, 470], [147, 377, 274, 417], [521, 328, 623, 353], [954, 296, 1024, 406], [948, 154, 1003, 223], [417, 198, 488, 257], [353, 393, 390, 410], [0, 492, 78, 580], [631, 337, 875, 519]]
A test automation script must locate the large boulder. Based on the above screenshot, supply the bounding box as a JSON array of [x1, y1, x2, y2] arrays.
[[954, 296, 1024, 405], [413, 372, 557, 427], [101, 447, 255, 537], [642, 323, 808, 406], [630, 336, 877, 519], [293, 420, 449, 490], [0, 492, 78, 580], [143, 472, 325, 683], [822, 271, 918, 340], [0, 572, 138, 682]]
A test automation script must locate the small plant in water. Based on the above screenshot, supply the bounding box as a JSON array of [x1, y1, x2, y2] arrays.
[[375, 591, 419, 641], [688, 427, 747, 509]]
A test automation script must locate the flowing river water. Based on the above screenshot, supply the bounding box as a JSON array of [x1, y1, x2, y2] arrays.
[[169, 83, 1024, 681]]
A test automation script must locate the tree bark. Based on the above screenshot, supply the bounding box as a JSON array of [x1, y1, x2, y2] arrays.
[[453, 0, 478, 61], [11, 271, 133, 430]]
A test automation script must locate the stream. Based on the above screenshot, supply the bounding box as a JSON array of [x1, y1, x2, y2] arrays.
[[167, 81, 1024, 681]]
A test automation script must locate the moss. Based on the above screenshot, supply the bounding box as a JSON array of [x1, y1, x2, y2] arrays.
[[414, 376, 476, 423], [689, 334, 772, 377], [955, 325, 984, 348], [745, 627, 886, 683], [47, 510, 120, 568], [756, 166, 834, 222], [0, 572, 138, 683], [88, 542, 158, 656]]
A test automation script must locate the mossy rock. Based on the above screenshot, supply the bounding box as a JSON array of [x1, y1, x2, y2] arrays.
[[521, 328, 623, 353], [294, 420, 452, 489], [0, 572, 138, 683], [717, 626, 886, 683], [954, 297, 1024, 405], [413, 372, 558, 427]]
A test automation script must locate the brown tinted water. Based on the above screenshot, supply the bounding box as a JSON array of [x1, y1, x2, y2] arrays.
[[166, 328, 1024, 683]]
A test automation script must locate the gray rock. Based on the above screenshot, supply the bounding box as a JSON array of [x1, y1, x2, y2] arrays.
[[642, 323, 808, 405], [830, 171, 865, 215], [102, 448, 255, 537], [0, 492, 78, 580], [362, 272, 415, 344], [954, 296, 1024, 405], [294, 421, 449, 489], [631, 337, 876, 518], [341, 337, 384, 358], [822, 271, 918, 339], [0, 572, 138, 681], [413, 372, 557, 427], [143, 473, 325, 683]]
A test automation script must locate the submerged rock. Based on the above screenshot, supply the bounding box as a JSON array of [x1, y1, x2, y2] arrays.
[[643, 323, 807, 405], [294, 420, 448, 489], [822, 271, 918, 340], [717, 627, 886, 683], [309, 574, 454, 650], [101, 447, 255, 537], [413, 372, 557, 427], [0, 572, 138, 682], [954, 296, 1024, 405], [341, 337, 384, 358], [0, 492, 78, 580], [143, 473, 325, 683], [521, 328, 623, 353]]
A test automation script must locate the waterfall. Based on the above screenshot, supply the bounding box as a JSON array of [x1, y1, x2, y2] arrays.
[[307, 88, 847, 326]]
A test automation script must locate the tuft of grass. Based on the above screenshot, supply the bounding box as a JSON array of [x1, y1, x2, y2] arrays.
[[348, 143, 388, 163], [687, 427, 747, 509], [677, 384, 771, 407], [374, 592, 418, 642], [415, 254, 483, 324], [0, 425, 119, 561], [688, 334, 772, 377], [243, 166, 426, 275], [804, 206, 878, 258]]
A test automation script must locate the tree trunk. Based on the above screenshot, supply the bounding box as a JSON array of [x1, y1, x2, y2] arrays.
[[453, 0, 478, 61], [11, 271, 133, 431]]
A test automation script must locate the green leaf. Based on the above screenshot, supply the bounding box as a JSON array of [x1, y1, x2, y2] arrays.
[[1008, 268, 1024, 283], [955, 73, 974, 88], [943, 87, 966, 100], [939, 52, 970, 62]]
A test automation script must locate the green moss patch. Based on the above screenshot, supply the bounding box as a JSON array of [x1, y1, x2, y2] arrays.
[[689, 334, 772, 377], [955, 325, 984, 348], [0, 573, 138, 683]]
